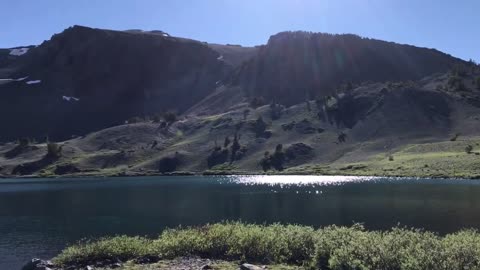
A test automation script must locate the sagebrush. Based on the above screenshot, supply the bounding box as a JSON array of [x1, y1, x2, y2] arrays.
[[54, 222, 480, 269]]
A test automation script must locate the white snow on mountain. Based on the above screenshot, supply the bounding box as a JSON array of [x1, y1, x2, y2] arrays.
[[26, 80, 41, 85], [9, 47, 29, 56], [62, 96, 80, 102], [0, 76, 29, 85]]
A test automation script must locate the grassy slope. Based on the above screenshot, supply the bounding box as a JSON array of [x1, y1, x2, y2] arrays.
[[287, 137, 480, 179], [54, 222, 480, 270], [2, 73, 480, 178]]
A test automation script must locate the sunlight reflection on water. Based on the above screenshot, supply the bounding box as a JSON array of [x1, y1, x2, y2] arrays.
[[224, 175, 381, 187]]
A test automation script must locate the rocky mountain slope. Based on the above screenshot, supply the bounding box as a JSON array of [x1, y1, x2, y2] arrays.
[[1, 26, 479, 177], [0, 26, 256, 141]]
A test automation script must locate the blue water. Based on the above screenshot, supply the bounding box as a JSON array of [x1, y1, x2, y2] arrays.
[[2, 175, 480, 269]]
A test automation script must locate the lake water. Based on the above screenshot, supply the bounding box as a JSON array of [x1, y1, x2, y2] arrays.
[[2, 175, 480, 269]]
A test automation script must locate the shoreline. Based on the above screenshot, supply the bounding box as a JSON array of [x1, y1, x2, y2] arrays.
[[1, 169, 479, 180]]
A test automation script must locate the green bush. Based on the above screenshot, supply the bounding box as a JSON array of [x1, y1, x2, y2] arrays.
[[53, 222, 480, 269], [54, 236, 152, 266]]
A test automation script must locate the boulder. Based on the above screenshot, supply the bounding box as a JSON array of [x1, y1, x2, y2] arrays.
[[295, 119, 317, 134], [240, 263, 264, 270], [22, 258, 54, 270]]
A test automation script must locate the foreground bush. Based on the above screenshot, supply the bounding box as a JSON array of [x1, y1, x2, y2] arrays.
[[54, 222, 480, 269]]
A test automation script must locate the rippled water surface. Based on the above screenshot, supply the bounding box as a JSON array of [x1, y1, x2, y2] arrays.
[[2, 175, 480, 269]]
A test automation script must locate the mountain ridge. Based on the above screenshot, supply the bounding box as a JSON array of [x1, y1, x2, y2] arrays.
[[1, 25, 479, 178]]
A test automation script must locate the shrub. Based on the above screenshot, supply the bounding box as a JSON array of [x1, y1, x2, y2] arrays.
[[223, 136, 231, 148], [259, 144, 286, 171], [250, 97, 266, 108], [54, 236, 152, 267], [163, 112, 177, 125], [271, 144, 285, 171], [252, 116, 267, 138], [450, 133, 461, 141], [18, 137, 30, 147], [337, 132, 347, 143], [448, 75, 466, 91], [243, 109, 250, 120], [270, 101, 283, 120], [152, 114, 162, 123], [46, 143, 62, 159], [158, 155, 180, 173], [207, 147, 229, 168], [476, 77, 480, 90], [260, 151, 271, 172], [230, 133, 241, 163], [315, 97, 325, 109], [452, 64, 468, 77], [305, 100, 311, 112], [465, 145, 473, 154], [127, 116, 143, 124], [54, 223, 480, 270]]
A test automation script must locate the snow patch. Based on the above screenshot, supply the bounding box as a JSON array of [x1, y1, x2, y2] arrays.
[[217, 55, 224, 61], [62, 96, 80, 102], [9, 47, 29, 56], [0, 79, 13, 85], [26, 80, 41, 85], [0, 76, 29, 84], [162, 33, 169, 37]]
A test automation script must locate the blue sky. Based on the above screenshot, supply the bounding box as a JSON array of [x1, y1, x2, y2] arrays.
[[2, 0, 479, 61]]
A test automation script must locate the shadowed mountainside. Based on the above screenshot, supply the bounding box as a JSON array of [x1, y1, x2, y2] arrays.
[[230, 31, 464, 106], [0, 26, 256, 141]]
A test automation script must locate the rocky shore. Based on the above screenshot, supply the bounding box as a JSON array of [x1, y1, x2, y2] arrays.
[[22, 257, 271, 270]]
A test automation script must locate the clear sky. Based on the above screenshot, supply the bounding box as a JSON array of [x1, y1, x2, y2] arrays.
[[2, 0, 479, 61]]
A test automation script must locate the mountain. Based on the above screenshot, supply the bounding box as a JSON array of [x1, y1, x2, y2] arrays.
[[1, 26, 480, 178], [0, 26, 256, 141], [230, 31, 464, 105]]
